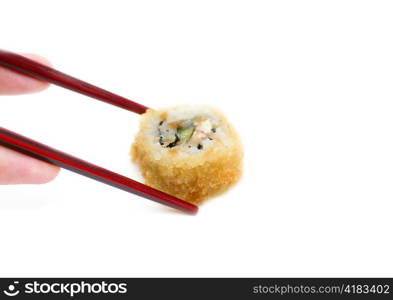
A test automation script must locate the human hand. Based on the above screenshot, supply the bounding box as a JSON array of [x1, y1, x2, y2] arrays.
[[0, 54, 60, 184]]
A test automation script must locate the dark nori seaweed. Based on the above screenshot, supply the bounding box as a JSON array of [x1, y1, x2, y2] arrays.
[[167, 134, 180, 148]]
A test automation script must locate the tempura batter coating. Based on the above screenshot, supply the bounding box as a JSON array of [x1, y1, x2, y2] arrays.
[[131, 105, 242, 204]]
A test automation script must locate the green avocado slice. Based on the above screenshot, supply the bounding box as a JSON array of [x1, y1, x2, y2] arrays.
[[177, 126, 195, 144]]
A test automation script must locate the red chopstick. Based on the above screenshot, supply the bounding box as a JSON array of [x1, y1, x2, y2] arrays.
[[0, 50, 148, 114], [0, 127, 197, 214], [0, 50, 198, 214]]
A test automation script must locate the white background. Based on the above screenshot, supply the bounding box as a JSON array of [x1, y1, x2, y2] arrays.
[[1, 0, 393, 277]]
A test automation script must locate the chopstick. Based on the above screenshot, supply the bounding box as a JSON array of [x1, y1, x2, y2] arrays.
[[0, 50, 198, 214], [0, 127, 198, 214], [0, 50, 148, 114]]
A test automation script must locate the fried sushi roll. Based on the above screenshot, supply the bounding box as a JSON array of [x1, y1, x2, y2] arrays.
[[131, 105, 242, 204]]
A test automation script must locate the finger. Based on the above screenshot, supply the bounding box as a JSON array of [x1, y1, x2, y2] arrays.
[[0, 145, 60, 184], [0, 54, 51, 95]]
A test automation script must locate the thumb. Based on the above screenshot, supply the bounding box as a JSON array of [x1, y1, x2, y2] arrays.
[[0, 145, 60, 184]]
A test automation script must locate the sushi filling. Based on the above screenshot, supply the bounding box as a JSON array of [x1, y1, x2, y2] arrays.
[[158, 118, 216, 150]]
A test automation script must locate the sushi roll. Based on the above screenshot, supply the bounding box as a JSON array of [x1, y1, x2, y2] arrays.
[[131, 105, 243, 204]]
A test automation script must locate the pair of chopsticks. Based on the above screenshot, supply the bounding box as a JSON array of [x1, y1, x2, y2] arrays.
[[0, 50, 198, 214]]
